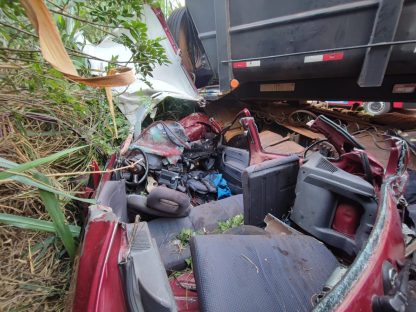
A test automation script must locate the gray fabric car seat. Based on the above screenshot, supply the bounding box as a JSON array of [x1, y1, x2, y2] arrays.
[[96, 180, 129, 222], [190, 234, 339, 312], [128, 186, 191, 218], [147, 194, 244, 271], [243, 155, 299, 226]]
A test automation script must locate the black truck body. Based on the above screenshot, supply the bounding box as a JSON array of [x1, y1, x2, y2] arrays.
[[177, 0, 416, 101]]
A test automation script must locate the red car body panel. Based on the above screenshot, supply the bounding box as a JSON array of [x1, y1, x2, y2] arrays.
[[315, 140, 409, 311], [336, 193, 404, 312], [72, 209, 127, 312]]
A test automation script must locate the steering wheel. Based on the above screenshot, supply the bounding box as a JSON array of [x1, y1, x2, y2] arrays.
[[121, 146, 149, 186], [303, 139, 340, 160]]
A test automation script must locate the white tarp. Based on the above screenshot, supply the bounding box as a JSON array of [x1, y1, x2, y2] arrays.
[[81, 5, 202, 126]]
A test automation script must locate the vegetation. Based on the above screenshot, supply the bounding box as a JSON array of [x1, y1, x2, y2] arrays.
[[176, 214, 244, 249], [0, 99, 100, 309], [0, 0, 169, 79], [0, 0, 174, 309], [217, 214, 244, 232], [158, 0, 183, 17], [176, 228, 197, 246]]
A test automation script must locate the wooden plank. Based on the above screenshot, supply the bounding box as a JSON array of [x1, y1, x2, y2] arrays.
[[259, 130, 284, 148], [282, 124, 325, 140], [264, 141, 304, 154]]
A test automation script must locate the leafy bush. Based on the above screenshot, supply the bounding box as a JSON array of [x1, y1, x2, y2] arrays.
[[0, 1, 171, 310]]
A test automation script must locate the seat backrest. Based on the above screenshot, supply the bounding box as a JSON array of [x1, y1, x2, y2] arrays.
[[219, 146, 250, 194], [96, 180, 129, 222], [290, 152, 376, 256], [242, 155, 299, 226]]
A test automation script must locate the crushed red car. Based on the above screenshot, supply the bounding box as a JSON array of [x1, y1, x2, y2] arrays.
[[70, 107, 414, 312]]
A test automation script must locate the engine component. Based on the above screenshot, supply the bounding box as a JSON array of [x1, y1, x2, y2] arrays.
[[183, 139, 217, 171], [146, 154, 164, 170], [125, 118, 222, 206], [158, 169, 181, 190], [179, 112, 221, 141], [185, 171, 216, 195]]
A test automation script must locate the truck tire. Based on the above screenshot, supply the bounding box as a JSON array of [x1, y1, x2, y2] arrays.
[[363, 102, 391, 116]]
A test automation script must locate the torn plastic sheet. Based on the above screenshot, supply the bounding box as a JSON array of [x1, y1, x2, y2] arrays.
[[80, 5, 202, 127], [132, 120, 189, 164]]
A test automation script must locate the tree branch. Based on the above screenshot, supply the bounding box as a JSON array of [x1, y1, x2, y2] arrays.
[[0, 21, 38, 38], [0, 47, 145, 66], [47, 6, 127, 30], [46, 0, 131, 30]]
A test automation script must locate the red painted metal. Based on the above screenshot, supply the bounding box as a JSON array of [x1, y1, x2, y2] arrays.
[[311, 116, 384, 187], [333, 152, 384, 191], [101, 154, 117, 184], [221, 108, 282, 165], [170, 272, 200, 311], [240, 116, 287, 165], [332, 139, 408, 312], [152, 7, 178, 53], [90, 160, 101, 189], [335, 196, 404, 312], [72, 209, 127, 312], [179, 112, 221, 141]]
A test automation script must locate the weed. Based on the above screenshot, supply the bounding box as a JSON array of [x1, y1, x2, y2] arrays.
[[217, 214, 244, 232]]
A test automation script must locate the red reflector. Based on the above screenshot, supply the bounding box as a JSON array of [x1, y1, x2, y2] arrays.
[[393, 102, 404, 109], [232, 62, 247, 69], [323, 52, 344, 61]]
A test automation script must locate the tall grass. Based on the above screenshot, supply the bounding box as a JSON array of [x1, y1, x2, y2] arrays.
[[0, 147, 88, 259], [0, 70, 128, 310]]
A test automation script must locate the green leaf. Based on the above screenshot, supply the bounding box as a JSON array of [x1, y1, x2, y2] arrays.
[[0, 213, 81, 237], [34, 173, 77, 259], [217, 214, 244, 232], [30, 236, 56, 262], [0, 145, 87, 180], [0, 158, 95, 204]]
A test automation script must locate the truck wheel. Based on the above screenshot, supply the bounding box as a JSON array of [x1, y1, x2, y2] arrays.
[[363, 102, 391, 115]]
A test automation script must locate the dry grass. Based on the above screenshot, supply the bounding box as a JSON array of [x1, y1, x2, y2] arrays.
[[0, 93, 97, 311], [0, 228, 71, 311]]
